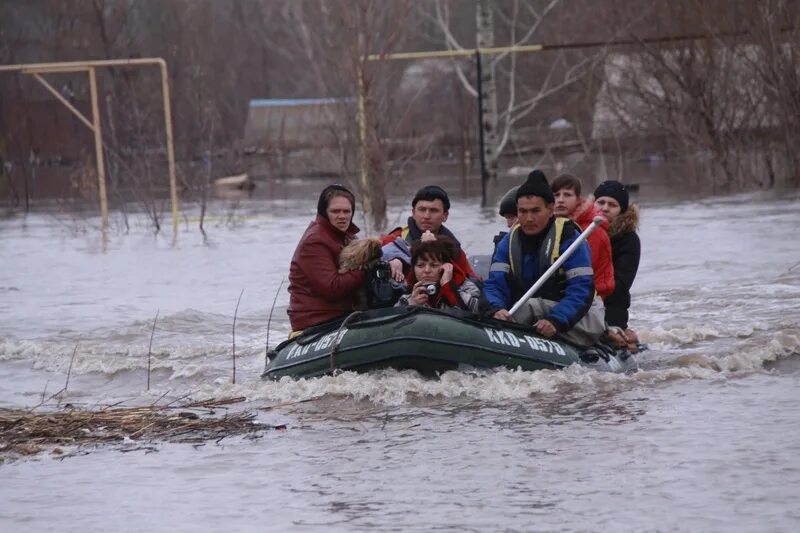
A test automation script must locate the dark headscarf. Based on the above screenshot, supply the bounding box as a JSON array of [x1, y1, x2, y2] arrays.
[[316, 184, 356, 219]]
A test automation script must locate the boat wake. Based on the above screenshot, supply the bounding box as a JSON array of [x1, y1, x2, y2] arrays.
[[1, 313, 798, 408]]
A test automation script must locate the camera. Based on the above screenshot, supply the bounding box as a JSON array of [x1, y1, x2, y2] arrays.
[[374, 262, 407, 290], [366, 261, 408, 308], [424, 283, 440, 296]]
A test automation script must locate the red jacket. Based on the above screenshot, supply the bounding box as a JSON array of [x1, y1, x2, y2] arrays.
[[573, 198, 615, 299], [287, 215, 366, 331], [381, 219, 479, 280]]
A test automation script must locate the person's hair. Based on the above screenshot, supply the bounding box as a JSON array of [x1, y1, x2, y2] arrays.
[[410, 237, 457, 267], [412, 185, 450, 212], [550, 173, 582, 197], [323, 189, 354, 209], [317, 184, 355, 219]]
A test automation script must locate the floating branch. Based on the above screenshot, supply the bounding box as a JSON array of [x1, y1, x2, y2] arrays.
[[147, 309, 159, 391], [232, 288, 245, 384], [64, 340, 79, 393], [266, 277, 286, 357]]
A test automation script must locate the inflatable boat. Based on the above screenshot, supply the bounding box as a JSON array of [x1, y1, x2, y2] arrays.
[[262, 306, 637, 380]]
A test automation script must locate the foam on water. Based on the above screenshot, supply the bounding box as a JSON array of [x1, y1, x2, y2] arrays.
[[2, 319, 798, 409]]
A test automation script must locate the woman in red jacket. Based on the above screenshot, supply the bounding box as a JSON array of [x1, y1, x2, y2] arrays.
[[287, 184, 366, 334]]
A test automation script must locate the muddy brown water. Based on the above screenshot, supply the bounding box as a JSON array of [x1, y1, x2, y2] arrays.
[[1, 176, 799, 531]]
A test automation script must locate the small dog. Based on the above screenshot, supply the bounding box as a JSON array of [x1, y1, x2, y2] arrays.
[[338, 238, 384, 310], [338, 238, 383, 273]]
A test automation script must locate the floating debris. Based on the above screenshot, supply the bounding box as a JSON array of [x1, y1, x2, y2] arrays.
[[0, 397, 272, 460]]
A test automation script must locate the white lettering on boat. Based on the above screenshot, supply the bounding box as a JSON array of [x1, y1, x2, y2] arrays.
[[482, 328, 565, 356], [502, 330, 520, 347], [524, 335, 566, 356], [286, 329, 349, 360]]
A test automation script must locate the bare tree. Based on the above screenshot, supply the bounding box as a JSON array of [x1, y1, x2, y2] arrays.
[[594, 0, 799, 192], [429, 0, 601, 179], [745, 0, 800, 188]]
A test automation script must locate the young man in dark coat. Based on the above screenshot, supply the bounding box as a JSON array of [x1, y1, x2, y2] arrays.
[[381, 185, 478, 282], [287, 184, 365, 334]]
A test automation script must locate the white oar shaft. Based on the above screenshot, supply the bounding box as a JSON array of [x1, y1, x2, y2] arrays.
[[508, 216, 603, 315]]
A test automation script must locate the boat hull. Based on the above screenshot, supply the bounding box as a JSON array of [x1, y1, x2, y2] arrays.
[[263, 307, 637, 380]]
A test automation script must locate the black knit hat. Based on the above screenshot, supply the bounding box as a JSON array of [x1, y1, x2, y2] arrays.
[[516, 170, 554, 204], [317, 184, 355, 219], [498, 186, 520, 216], [412, 185, 450, 211], [593, 180, 629, 213]]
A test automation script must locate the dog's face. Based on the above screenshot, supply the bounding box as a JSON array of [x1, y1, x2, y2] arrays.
[[338, 238, 383, 272]]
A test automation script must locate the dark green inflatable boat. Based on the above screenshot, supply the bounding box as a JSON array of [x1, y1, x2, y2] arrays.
[[262, 306, 637, 380]]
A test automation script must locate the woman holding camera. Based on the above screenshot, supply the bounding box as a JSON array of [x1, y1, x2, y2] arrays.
[[395, 237, 485, 314]]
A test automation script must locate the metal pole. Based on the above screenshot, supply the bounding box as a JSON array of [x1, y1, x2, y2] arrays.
[[88, 67, 109, 233], [158, 60, 179, 235], [357, 64, 370, 215], [1, 58, 176, 73], [475, 51, 488, 208]]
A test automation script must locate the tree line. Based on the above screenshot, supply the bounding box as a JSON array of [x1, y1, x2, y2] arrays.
[[1, 0, 798, 229]]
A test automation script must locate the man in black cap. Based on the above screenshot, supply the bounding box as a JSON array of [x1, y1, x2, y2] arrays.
[[483, 170, 604, 347], [381, 185, 478, 282]]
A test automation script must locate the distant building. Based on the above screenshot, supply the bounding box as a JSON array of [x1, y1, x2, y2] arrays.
[[242, 98, 353, 150]]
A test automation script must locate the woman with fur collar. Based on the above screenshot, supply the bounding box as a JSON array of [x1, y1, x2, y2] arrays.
[[594, 181, 640, 340]]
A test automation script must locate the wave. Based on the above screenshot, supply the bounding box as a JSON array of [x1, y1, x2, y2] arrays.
[[2, 320, 798, 408]]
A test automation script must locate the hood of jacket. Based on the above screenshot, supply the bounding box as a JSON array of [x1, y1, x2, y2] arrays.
[[574, 196, 609, 230], [609, 203, 639, 236]]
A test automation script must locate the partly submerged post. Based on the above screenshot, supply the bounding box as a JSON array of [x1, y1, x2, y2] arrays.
[[475, 50, 488, 208], [88, 66, 110, 233], [357, 59, 371, 222], [158, 59, 179, 236]]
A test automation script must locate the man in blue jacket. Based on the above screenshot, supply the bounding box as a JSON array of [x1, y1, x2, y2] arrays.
[[484, 170, 605, 347]]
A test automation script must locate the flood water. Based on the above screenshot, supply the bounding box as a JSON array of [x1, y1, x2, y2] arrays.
[[1, 178, 800, 532]]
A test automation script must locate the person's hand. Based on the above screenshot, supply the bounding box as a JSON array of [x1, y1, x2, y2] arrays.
[[534, 319, 557, 338], [440, 262, 454, 285], [389, 258, 405, 282], [421, 230, 436, 242], [409, 281, 430, 306], [493, 309, 512, 321]]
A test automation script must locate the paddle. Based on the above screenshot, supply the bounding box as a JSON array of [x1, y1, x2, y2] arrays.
[[508, 216, 604, 315]]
